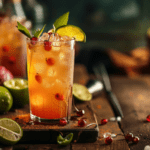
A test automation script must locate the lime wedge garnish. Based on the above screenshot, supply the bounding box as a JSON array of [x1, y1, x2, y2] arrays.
[[56, 25, 86, 42], [53, 12, 69, 31], [4, 78, 29, 108], [73, 83, 92, 101], [0, 118, 23, 145]]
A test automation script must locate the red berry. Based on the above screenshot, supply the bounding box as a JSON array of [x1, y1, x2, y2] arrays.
[[146, 115, 150, 122], [78, 118, 86, 127], [132, 136, 139, 144], [48, 32, 52, 36], [125, 133, 133, 141], [55, 93, 64, 100], [105, 136, 113, 145], [59, 118, 67, 126], [101, 119, 108, 125], [8, 56, 16, 64], [46, 58, 55, 65], [76, 110, 85, 117], [35, 74, 42, 83], [31, 37, 38, 45], [3, 45, 10, 52], [44, 41, 52, 51]]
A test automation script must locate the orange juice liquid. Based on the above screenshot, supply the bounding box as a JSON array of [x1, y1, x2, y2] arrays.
[[0, 17, 27, 78], [27, 39, 75, 119]]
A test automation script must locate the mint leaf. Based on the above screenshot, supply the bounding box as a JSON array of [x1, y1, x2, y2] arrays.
[[53, 12, 69, 32], [33, 24, 46, 38], [17, 22, 32, 38]]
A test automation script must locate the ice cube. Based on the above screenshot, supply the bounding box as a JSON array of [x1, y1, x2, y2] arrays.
[[34, 63, 46, 74], [61, 36, 71, 41], [49, 33, 61, 47], [42, 79, 54, 88], [47, 68, 56, 77], [59, 52, 65, 60], [40, 32, 49, 41]]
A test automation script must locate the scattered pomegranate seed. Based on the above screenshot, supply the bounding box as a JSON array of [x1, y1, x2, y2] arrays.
[[3, 45, 10, 52], [146, 115, 150, 122], [105, 136, 113, 145], [125, 133, 133, 141], [46, 58, 55, 65], [35, 74, 42, 83], [31, 37, 38, 45], [44, 40, 52, 51], [132, 136, 140, 144], [101, 119, 108, 125], [76, 109, 85, 117], [78, 118, 86, 127], [55, 93, 65, 100], [59, 118, 67, 126], [8, 56, 16, 64]]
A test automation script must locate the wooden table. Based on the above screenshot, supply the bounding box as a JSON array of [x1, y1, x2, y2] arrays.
[[1, 64, 150, 150]]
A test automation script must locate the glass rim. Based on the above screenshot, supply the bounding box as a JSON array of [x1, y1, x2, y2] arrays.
[[26, 37, 75, 44]]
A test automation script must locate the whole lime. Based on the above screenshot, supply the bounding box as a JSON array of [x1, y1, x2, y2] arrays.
[[0, 86, 13, 113], [4, 78, 29, 108]]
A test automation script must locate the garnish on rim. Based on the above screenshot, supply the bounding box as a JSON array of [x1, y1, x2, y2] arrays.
[[17, 22, 46, 38]]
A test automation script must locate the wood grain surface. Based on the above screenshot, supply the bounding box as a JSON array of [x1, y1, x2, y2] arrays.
[[0, 64, 132, 150]]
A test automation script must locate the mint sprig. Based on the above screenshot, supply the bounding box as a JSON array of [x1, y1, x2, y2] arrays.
[[17, 22, 46, 38], [53, 12, 69, 32], [33, 24, 46, 38], [17, 22, 32, 38]]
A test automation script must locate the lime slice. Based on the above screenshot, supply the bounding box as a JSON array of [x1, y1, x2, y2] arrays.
[[4, 78, 29, 108], [56, 25, 86, 42], [73, 83, 92, 101], [0, 118, 23, 145], [0, 86, 13, 113]]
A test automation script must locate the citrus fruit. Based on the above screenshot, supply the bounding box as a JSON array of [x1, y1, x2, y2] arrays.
[[0, 66, 13, 86], [0, 86, 13, 113], [56, 25, 86, 42], [4, 78, 29, 108], [0, 118, 23, 145], [73, 83, 92, 101]]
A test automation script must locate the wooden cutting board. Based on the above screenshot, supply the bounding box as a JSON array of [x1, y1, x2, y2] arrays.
[[0, 100, 99, 144]]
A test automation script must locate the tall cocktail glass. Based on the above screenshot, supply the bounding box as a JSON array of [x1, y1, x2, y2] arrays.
[[26, 37, 75, 123], [0, 17, 29, 78]]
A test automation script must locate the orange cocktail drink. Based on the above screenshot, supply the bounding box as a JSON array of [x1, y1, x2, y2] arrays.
[[0, 17, 29, 78], [27, 35, 75, 122]]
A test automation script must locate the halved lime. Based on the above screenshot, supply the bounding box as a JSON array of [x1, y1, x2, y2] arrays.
[[0, 86, 13, 113], [4, 78, 29, 108], [56, 25, 86, 42], [73, 83, 92, 101], [0, 118, 23, 145]]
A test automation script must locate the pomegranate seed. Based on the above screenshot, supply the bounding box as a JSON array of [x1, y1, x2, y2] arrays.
[[125, 133, 133, 141], [146, 115, 150, 122], [44, 40, 52, 51], [76, 110, 85, 117], [8, 56, 16, 64], [31, 37, 38, 45], [132, 136, 139, 144], [101, 119, 108, 125], [48, 32, 52, 36], [3, 45, 10, 52], [35, 74, 42, 83], [55, 93, 64, 100], [46, 58, 55, 65], [78, 118, 86, 127], [59, 118, 67, 126], [105, 136, 113, 145]]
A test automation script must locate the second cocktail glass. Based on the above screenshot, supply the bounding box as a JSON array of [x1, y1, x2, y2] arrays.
[[27, 35, 75, 123]]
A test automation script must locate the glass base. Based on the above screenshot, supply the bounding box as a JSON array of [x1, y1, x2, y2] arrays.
[[30, 113, 69, 124]]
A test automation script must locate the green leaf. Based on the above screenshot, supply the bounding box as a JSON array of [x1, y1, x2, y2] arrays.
[[33, 24, 46, 38], [53, 12, 69, 32], [17, 22, 32, 38]]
